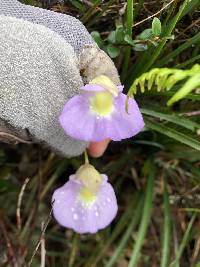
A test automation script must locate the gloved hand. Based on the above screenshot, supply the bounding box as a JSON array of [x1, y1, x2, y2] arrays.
[[0, 1, 120, 157]]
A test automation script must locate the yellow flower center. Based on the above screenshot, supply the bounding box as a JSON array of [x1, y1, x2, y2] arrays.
[[90, 91, 114, 117], [79, 187, 96, 203]]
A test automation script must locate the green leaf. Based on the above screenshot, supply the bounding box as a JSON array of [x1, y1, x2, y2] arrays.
[[106, 44, 120, 58], [138, 28, 153, 40], [167, 74, 200, 106], [107, 31, 116, 44], [152, 17, 162, 37], [91, 31, 104, 48]]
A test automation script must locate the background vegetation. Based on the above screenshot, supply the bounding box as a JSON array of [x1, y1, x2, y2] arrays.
[[0, 0, 200, 266]]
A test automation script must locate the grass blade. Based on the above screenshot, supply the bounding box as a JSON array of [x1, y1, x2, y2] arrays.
[[170, 213, 196, 267], [145, 118, 200, 151], [141, 108, 200, 131], [128, 160, 155, 267], [121, 0, 134, 81], [161, 184, 171, 267], [106, 198, 143, 267], [157, 32, 200, 67]]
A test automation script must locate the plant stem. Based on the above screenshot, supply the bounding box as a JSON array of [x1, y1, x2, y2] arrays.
[[121, 0, 134, 82], [84, 150, 89, 164]]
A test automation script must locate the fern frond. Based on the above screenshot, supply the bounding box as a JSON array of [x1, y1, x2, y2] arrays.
[[128, 64, 200, 105]]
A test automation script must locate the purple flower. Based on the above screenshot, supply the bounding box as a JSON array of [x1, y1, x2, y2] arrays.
[[52, 164, 118, 234], [59, 75, 144, 142]]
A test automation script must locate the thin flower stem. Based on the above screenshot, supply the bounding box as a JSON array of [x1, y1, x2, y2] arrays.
[[84, 150, 89, 164]]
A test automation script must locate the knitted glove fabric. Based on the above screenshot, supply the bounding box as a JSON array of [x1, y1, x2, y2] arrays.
[[0, 15, 86, 156]]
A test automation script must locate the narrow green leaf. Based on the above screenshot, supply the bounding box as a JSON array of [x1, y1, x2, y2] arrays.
[[157, 31, 200, 67], [161, 185, 171, 267], [145, 118, 200, 151], [106, 198, 143, 267], [170, 214, 196, 267], [141, 108, 200, 131]]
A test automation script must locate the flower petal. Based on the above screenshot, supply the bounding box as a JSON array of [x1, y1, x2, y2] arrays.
[[52, 180, 81, 229], [104, 93, 145, 141], [59, 95, 96, 141]]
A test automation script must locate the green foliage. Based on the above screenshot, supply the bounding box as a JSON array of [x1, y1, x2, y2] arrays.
[[152, 17, 162, 37], [129, 64, 200, 105]]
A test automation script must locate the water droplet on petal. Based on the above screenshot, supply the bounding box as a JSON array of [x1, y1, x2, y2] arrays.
[[73, 213, 78, 220], [107, 197, 111, 203]]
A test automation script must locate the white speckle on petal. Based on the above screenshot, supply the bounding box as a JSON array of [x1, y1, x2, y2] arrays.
[[56, 200, 60, 204], [73, 213, 78, 220], [107, 197, 111, 203], [95, 212, 99, 217], [60, 191, 64, 195], [71, 207, 75, 212]]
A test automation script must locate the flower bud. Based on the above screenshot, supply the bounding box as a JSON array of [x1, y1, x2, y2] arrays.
[[76, 163, 102, 194], [90, 75, 119, 96]]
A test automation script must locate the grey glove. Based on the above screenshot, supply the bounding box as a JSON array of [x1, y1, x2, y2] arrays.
[[0, 1, 120, 157]]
